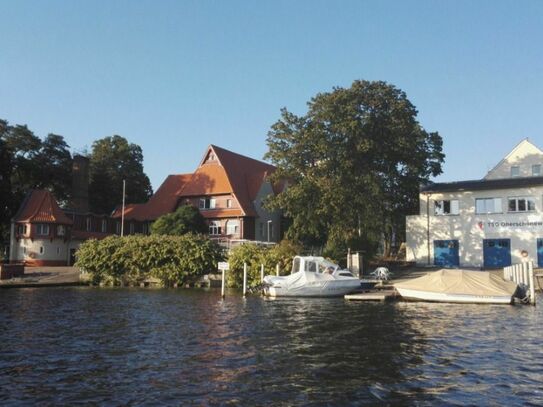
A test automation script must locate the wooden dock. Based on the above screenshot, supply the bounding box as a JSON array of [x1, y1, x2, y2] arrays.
[[344, 289, 398, 301]]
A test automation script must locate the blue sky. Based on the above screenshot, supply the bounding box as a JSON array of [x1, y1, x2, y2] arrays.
[[1, 0, 542, 190]]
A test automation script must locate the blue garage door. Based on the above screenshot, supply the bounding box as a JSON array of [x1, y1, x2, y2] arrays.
[[483, 239, 511, 268], [537, 239, 543, 267], [434, 240, 460, 267]]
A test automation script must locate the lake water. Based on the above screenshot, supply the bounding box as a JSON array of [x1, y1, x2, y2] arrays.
[[0, 288, 542, 406]]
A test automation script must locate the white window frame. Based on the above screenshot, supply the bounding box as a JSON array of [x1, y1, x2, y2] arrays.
[[101, 219, 107, 233], [36, 224, 50, 236], [434, 199, 459, 216], [508, 197, 535, 212], [475, 198, 502, 214], [209, 220, 222, 235], [532, 164, 541, 176], [226, 220, 239, 235], [57, 225, 66, 237], [199, 198, 216, 210], [511, 166, 520, 177], [226, 199, 232, 208]]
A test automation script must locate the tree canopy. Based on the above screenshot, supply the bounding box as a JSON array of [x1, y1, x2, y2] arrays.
[[88, 135, 152, 214], [0, 119, 73, 247], [151, 205, 208, 236], [265, 80, 444, 258]]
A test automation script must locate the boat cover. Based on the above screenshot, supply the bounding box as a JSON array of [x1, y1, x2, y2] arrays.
[[265, 270, 335, 289], [394, 269, 518, 297]]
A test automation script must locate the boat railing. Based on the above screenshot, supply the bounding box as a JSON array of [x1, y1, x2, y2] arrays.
[[503, 262, 536, 305]]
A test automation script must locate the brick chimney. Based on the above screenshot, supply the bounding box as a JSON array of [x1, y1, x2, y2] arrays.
[[72, 155, 89, 213]]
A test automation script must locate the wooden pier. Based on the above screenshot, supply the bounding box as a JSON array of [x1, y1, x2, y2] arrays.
[[344, 289, 398, 301]]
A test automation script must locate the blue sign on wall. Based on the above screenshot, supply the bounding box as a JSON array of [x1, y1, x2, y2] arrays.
[[483, 239, 511, 268], [434, 240, 460, 267], [537, 239, 543, 268]]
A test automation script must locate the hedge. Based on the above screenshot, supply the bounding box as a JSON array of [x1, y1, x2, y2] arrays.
[[76, 234, 223, 286]]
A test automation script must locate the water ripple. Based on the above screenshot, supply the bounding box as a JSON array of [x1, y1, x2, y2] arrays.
[[0, 288, 542, 405]]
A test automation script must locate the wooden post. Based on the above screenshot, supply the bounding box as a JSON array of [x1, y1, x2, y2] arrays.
[[243, 262, 247, 296], [221, 268, 225, 298], [260, 264, 264, 283], [529, 262, 536, 305], [276, 263, 280, 276]]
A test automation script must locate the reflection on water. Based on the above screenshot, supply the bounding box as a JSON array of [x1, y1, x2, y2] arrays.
[[0, 288, 542, 405]]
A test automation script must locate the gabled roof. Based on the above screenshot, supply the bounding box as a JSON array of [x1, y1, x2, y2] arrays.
[[111, 174, 192, 221], [12, 190, 73, 224], [114, 145, 277, 221], [201, 145, 276, 217], [484, 139, 543, 179]]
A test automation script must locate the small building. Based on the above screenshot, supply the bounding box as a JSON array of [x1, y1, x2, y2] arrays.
[[111, 144, 283, 244], [407, 139, 543, 268], [9, 190, 111, 266]]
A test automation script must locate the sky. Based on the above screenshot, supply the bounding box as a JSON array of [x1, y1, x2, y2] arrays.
[[1, 0, 542, 191]]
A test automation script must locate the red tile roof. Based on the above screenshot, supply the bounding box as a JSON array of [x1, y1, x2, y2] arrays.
[[13, 190, 73, 224], [202, 145, 277, 217], [111, 174, 192, 221], [114, 145, 278, 221]]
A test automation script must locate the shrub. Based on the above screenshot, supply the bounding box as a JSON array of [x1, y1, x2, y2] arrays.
[[226, 239, 302, 288], [75, 234, 223, 286]]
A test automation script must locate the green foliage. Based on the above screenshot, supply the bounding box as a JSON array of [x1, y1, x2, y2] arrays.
[[151, 205, 208, 236], [75, 234, 223, 286], [0, 119, 73, 248], [265, 80, 444, 257], [88, 135, 152, 213], [226, 239, 301, 288]]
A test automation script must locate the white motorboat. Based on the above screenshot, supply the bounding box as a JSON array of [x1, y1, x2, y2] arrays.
[[394, 269, 519, 304], [263, 256, 370, 297]]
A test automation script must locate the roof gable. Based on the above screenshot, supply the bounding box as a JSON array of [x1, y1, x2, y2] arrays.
[[485, 139, 543, 180], [13, 190, 73, 224]]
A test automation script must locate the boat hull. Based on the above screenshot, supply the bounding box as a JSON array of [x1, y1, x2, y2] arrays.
[[264, 280, 361, 297], [396, 287, 513, 304]]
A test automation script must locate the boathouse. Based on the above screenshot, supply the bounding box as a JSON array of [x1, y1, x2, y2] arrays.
[[406, 139, 543, 268]]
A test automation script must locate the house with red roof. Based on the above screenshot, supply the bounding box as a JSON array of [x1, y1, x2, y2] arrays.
[[9, 189, 114, 266], [9, 145, 284, 266], [111, 145, 283, 244]]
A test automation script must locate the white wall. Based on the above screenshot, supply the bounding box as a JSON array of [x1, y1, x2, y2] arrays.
[[485, 140, 543, 179], [407, 185, 543, 267]]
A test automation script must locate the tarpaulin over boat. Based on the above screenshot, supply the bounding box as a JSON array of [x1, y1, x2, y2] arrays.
[[394, 269, 518, 297]]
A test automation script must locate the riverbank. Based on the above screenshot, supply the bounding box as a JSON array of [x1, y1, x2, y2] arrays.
[[0, 266, 83, 288]]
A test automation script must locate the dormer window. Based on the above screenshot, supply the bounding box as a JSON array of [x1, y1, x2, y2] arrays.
[[532, 164, 541, 176], [199, 198, 216, 210], [511, 166, 520, 177], [36, 224, 50, 236]]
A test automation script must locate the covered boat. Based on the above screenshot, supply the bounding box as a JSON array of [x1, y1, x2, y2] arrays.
[[263, 256, 371, 297], [394, 269, 519, 304]]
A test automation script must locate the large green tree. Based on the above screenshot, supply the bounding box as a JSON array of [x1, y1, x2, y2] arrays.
[[265, 80, 444, 258], [89, 135, 152, 213], [151, 205, 208, 236]]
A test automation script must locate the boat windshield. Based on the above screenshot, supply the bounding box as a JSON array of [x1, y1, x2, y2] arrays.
[[291, 257, 301, 273], [318, 260, 339, 274]]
